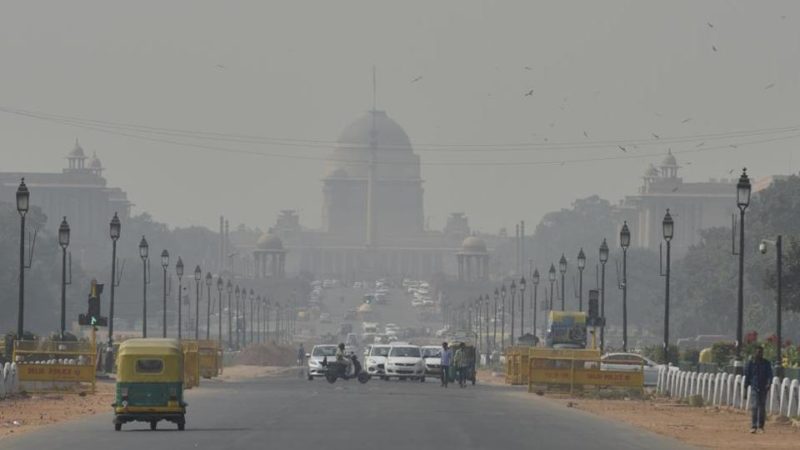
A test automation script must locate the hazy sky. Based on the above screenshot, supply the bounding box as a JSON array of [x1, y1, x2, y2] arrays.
[[1, 1, 798, 234]]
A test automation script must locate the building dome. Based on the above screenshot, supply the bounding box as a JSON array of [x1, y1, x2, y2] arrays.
[[69, 138, 86, 158], [325, 110, 420, 180], [662, 150, 677, 167], [89, 152, 103, 169], [461, 236, 488, 253], [256, 233, 283, 250]]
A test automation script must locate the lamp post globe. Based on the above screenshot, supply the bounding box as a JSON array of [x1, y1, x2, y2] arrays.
[[176, 258, 184, 278], [110, 212, 121, 241], [16, 178, 30, 215], [194, 265, 201, 282], [558, 254, 567, 310], [577, 248, 586, 311], [737, 168, 751, 210], [662, 209, 674, 241], [519, 276, 526, 337], [139, 236, 149, 260], [161, 250, 169, 269], [58, 217, 70, 248], [599, 238, 609, 264], [577, 248, 586, 270]]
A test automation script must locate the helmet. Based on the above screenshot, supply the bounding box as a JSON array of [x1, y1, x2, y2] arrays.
[[338, 343, 345, 350]]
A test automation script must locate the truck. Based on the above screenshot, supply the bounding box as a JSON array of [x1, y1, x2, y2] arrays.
[[545, 311, 587, 349]]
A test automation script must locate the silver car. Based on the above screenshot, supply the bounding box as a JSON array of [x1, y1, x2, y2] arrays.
[[307, 345, 338, 380]]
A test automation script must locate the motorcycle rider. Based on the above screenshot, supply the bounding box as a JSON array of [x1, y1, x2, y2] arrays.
[[336, 343, 353, 375]]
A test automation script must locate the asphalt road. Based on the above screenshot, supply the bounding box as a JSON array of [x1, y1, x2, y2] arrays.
[[4, 373, 690, 450]]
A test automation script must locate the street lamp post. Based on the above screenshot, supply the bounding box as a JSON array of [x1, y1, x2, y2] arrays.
[[662, 210, 674, 363], [217, 277, 223, 345], [759, 236, 783, 377], [58, 217, 70, 339], [205, 272, 212, 340], [492, 288, 498, 352], [559, 254, 567, 311], [734, 168, 751, 374], [599, 239, 609, 352], [519, 277, 527, 339], [577, 248, 586, 312], [256, 295, 262, 344], [234, 286, 240, 349], [16, 178, 29, 339], [532, 270, 539, 339], [500, 285, 507, 352], [194, 265, 201, 340], [548, 264, 556, 310], [484, 295, 490, 355], [139, 236, 150, 337], [510, 281, 517, 346], [620, 222, 631, 352], [176, 258, 184, 339], [249, 290, 255, 345], [109, 213, 121, 346], [226, 281, 233, 348], [161, 250, 169, 338]]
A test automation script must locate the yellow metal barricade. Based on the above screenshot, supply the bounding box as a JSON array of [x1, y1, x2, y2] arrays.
[[504, 347, 527, 385], [527, 347, 643, 393], [13, 331, 97, 393], [181, 340, 200, 388], [198, 340, 222, 379]]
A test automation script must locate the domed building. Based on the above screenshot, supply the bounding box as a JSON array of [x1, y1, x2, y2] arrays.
[[322, 109, 424, 242], [253, 233, 286, 278], [257, 109, 490, 280], [457, 236, 489, 281]]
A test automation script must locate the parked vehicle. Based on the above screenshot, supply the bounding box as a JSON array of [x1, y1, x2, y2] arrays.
[[600, 353, 661, 386], [113, 338, 186, 431]]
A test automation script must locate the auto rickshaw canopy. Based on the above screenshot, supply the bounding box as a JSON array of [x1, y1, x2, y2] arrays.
[[117, 338, 184, 382]]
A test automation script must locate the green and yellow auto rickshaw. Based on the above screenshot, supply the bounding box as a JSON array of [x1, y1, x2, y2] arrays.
[[447, 342, 477, 385], [113, 338, 186, 431]]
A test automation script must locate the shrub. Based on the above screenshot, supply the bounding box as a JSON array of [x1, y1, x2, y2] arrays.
[[710, 342, 736, 366]]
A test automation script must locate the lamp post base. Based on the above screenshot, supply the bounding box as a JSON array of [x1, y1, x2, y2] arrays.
[[733, 359, 744, 375]]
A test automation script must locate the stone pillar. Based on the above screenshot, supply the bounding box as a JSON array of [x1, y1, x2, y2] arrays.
[[279, 253, 286, 277], [457, 255, 464, 281]]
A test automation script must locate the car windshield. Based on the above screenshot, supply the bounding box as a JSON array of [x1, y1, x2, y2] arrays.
[[370, 346, 390, 357], [422, 348, 441, 358], [389, 346, 420, 358], [312, 346, 337, 357]]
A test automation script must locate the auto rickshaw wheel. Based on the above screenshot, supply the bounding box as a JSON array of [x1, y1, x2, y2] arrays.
[[150, 421, 157, 430], [325, 372, 338, 383], [114, 423, 122, 431], [178, 422, 185, 431], [420, 377, 426, 383], [307, 374, 313, 381]]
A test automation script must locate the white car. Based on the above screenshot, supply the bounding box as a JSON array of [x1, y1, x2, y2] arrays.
[[600, 353, 661, 386], [307, 345, 338, 380], [365, 345, 391, 377], [421, 346, 443, 378], [385, 345, 425, 381]]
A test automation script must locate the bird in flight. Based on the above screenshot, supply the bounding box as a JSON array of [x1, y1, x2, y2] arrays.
[[618, 145, 627, 152], [707, 22, 714, 28], [672, 186, 680, 192], [652, 133, 660, 139], [712, 45, 718, 52], [681, 118, 692, 123], [524, 66, 533, 71], [215, 64, 226, 69], [583, 131, 589, 138], [695, 142, 705, 147], [411, 76, 423, 83], [524, 89, 534, 96], [764, 83, 775, 90]]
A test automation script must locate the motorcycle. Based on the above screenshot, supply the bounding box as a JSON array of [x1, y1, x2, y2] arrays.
[[322, 354, 370, 384]]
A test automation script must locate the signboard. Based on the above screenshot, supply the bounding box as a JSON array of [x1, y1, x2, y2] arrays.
[[18, 364, 95, 382], [530, 367, 643, 387]]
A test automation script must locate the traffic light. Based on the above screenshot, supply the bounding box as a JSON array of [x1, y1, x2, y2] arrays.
[[587, 289, 604, 327], [79, 279, 108, 326]]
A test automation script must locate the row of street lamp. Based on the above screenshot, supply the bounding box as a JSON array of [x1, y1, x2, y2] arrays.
[[12, 178, 293, 349]]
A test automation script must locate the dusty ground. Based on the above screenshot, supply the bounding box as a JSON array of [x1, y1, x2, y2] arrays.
[[0, 381, 115, 441], [475, 369, 800, 449]]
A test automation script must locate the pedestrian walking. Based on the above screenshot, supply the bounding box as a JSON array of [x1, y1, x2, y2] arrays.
[[440, 342, 451, 388], [744, 345, 773, 433], [453, 343, 467, 388]]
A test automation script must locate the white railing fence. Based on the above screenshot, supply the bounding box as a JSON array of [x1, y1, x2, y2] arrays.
[[657, 365, 800, 417], [1, 362, 19, 399]]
